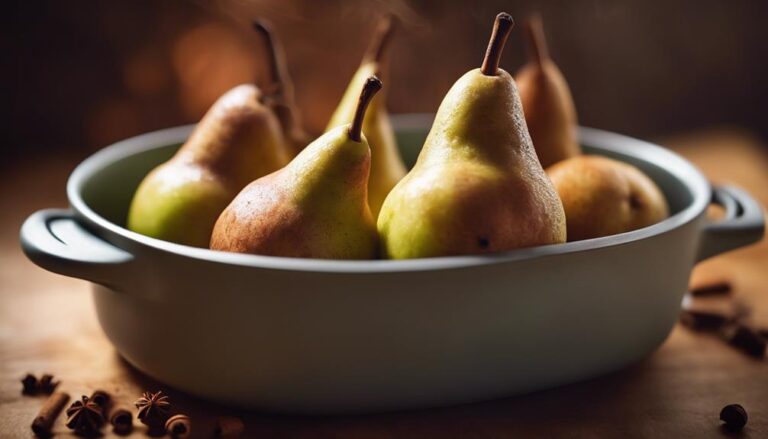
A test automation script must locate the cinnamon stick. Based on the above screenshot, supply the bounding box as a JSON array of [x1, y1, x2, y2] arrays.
[[31, 391, 70, 437]]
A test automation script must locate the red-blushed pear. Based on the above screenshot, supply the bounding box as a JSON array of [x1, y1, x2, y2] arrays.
[[377, 13, 566, 259], [252, 20, 311, 157], [326, 15, 407, 218], [127, 84, 290, 248], [547, 155, 669, 241], [127, 20, 302, 248], [515, 15, 667, 240], [515, 14, 580, 169], [210, 77, 382, 259]]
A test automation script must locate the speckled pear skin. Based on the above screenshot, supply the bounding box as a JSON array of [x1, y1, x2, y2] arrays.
[[547, 155, 669, 241], [127, 84, 290, 247], [210, 125, 379, 259], [377, 69, 567, 259], [326, 63, 406, 218]]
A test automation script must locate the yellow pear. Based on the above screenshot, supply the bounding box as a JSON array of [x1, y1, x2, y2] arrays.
[[515, 14, 580, 168], [326, 16, 407, 218], [377, 13, 566, 259], [210, 77, 383, 259]]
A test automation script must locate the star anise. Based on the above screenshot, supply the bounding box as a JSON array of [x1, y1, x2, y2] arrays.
[[39, 374, 59, 394], [135, 391, 171, 429], [66, 395, 105, 436], [21, 373, 38, 395]]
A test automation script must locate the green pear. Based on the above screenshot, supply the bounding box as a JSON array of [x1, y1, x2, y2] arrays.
[[127, 84, 290, 247], [252, 20, 312, 157], [377, 13, 566, 259], [210, 77, 383, 259], [326, 16, 406, 218], [515, 14, 580, 168]]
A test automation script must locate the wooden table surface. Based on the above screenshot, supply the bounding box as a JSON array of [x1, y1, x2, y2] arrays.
[[1, 128, 766, 438]]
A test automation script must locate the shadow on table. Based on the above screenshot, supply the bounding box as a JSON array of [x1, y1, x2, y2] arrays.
[[113, 350, 694, 438]]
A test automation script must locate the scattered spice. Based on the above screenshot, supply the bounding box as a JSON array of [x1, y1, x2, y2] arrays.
[[679, 309, 730, 331], [21, 374, 38, 395], [31, 391, 70, 437], [214, 416, 245, 438], [720, 403, 748, 431], [65, 395, 105, 436], [724, 324, 767, 358], [681, 280, 768, 360], [38, 374, 58, 394], [732, 299, 752, 321], [689, 280, 732, 297], [135, 390, 171, 431], [110, 406, 133, 435], [89, 389, 111, 411], [165, 414, 192, 438]]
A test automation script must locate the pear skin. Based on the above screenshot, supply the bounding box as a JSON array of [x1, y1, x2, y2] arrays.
[[377, 13, 566, 259], [128, 85, 290, 247], [326, 16, 406, 218], [515, 14, 580, 169], [547, 155, 669, 241], [210, 77, 383, 259]]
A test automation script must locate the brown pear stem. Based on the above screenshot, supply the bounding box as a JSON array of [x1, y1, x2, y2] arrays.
[[349, 76, 383, 142], [480, 12, 514, 76], [524, 14, 549, 68], [252, 20, 293, 99], [363, 15, 398, 65], [252, 19, 310, 150]]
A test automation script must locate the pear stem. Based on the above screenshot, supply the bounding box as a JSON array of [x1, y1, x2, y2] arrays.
[[524, 14, 549, 68], [349, 76, 383, 142], [480, 12, 514, 76], [363, 15, 398, 65], [252, 20, 293, 98]]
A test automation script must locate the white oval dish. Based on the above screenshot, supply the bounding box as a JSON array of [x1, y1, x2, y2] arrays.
[[21, 115, 764, 413]]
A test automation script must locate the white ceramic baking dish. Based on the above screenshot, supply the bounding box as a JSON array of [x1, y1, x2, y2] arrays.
[[21, 114, 764, 413]]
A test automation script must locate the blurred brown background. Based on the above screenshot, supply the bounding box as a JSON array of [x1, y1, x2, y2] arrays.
[[4, 0, 768, 169], [3, 2, 768, 436]]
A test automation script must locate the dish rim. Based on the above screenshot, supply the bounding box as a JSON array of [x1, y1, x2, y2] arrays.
[[67, 114, 711, 273]]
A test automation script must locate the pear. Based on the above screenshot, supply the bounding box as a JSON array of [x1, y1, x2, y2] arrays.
[[377, 13, 566, 259], [127, 84, 290, 247], [326, 15, 407, 218], [547, 156, 668, 241], [252, 20, 312, 156], [210, 77, 383, 259], [515, 14, 580, 168]]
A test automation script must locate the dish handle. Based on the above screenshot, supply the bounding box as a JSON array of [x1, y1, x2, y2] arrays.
[[696, 185, 765, 261], [20, 209, 135, 287]]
